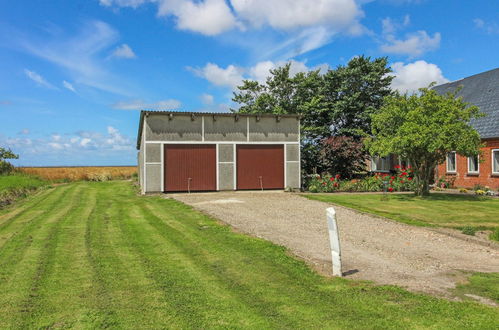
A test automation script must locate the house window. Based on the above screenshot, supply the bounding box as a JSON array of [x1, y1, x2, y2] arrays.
[[372, 156, 390, 172], [468, 155, 479, 174], [446, 152, 456, 173], [493, 150, 499, 174]]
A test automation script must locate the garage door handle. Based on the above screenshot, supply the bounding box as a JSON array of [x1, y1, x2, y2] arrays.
[[259, 176, 263, 191], [187, 177, 192, 194]]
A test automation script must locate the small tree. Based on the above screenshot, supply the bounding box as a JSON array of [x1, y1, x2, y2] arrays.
[[0, 147, 19, 174], [366, 86, 483, 196], [318, 136, 368, 178]]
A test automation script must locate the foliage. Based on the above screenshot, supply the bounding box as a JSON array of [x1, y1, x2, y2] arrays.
[[459, 188, 469, 193], [472, 183, 489, 192], [318, 136, 369, 179], [0, 181, 497, 328], [461, 226, 476, 236], [305, 193, 499, 230], [0, 147, 19, 175], [436, 176, 454, 189], [307, 165, 415, 193], [233, 56, 394, 176], [475, 190, 487, 196], [366, 86, 483, 196]]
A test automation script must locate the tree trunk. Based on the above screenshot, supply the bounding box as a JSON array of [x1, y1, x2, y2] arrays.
[[414, 161, 434, 197]]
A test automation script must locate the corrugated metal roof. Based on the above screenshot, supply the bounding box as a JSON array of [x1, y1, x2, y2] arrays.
[[433, 67, 499, 139], [136, 110, 301, 149]]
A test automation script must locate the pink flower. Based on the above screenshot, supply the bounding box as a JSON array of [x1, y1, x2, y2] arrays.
[[330, 177, 335, 181], [388, 187, 394, 192]]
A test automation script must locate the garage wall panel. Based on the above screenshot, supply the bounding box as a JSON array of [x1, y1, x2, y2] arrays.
[[204, 116, 247, 141], [248, 117, 299, 142], [146, 143, 161, 162], [286, 162, 300, 189], [146, 115, 202, 141], [145, 164, 161, 192], [218, 163, 234, 190], [218, 144, 234, 162]]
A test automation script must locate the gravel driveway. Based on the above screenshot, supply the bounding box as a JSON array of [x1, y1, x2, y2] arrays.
[[169, 191, 499, 298]]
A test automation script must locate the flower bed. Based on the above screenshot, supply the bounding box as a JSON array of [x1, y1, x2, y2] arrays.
[[307, 165, 415, 193]]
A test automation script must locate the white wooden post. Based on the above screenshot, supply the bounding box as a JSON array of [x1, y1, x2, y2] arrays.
[[326, 207, 342, 277]]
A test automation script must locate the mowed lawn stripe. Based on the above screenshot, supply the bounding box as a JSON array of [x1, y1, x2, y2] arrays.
[[18, 184, 95, 328], [0, 184, 81, 328], [0, 187, 58, 237], [118, 195, 273, 328], [141, 198, 339, 327], [84, 182, 182, 328]]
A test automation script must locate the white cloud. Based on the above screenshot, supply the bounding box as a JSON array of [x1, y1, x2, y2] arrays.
[[249, 59, 310, 83], [24, 69, 57, 89], [231, 0, 362, 31], [473, 18, 499, 34], [20, 20, 134, 96], [200, 93, 214, 105], [391, 60, 448, 93], [192, 59, 325, 89], [111, 43, 137, 58], [101, 0, 364, 38], [63, 80, 76, 92], [111, 98, 182, 110], [190, 63, 245, 88], [158, 0, 238, 36], [2, 126, 133, 156], [381, 30, 440, 57], [19, 129, 30, 135]]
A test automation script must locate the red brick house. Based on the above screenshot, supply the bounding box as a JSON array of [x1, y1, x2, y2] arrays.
[[434, 68, 499, 189]]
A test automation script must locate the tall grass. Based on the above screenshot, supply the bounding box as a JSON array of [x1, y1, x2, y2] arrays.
[[0, 173, 48, 208], [18, 166, 137, 182]]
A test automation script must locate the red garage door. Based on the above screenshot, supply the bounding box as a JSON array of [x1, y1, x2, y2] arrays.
[[164, 144, 216, 192], [237, 145, 284, 190]]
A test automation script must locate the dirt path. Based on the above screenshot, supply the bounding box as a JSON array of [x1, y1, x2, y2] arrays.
[[170, 191, 499, 298]]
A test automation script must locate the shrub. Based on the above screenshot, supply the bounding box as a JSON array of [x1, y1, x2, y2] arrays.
[[473, 184, 488, 192], [306, 165, 415, 193], [0, 147, 18, 175], [459, 188, 468, 193], [475, 190, 486, 196], [436, 176, 454, 189], [86, 172, 111, 182], [461, 226, 476, 236]]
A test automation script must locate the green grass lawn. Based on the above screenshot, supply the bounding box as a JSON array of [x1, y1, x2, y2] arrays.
[[305, 193, 499, 229], [0, 173, 48, 207], [0, 181, 497, 328], [453, 272, 499, 304], [0, 173, 47, 193]]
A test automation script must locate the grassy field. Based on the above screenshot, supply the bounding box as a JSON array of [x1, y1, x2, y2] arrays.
[[305, 193, 499, 229], [453, 272, 499, 304], [0, 173, 47, 193], [0, 181, 497, 328], [0, 173, 48, 208], [19, 166, 137, 181]]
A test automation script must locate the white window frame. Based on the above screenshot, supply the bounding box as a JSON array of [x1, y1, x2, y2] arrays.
[[371, 156, 390, 172], [446, 151, 457, 173], [467, 155, 479, 174], [492, 149, 499, 175]]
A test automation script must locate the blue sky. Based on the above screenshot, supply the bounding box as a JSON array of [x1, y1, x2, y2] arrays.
[[0, 0, 497, 166]]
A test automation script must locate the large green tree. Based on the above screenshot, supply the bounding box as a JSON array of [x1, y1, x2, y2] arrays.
[[366, 86, 483, 196], [233, 56, 393, 175]]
